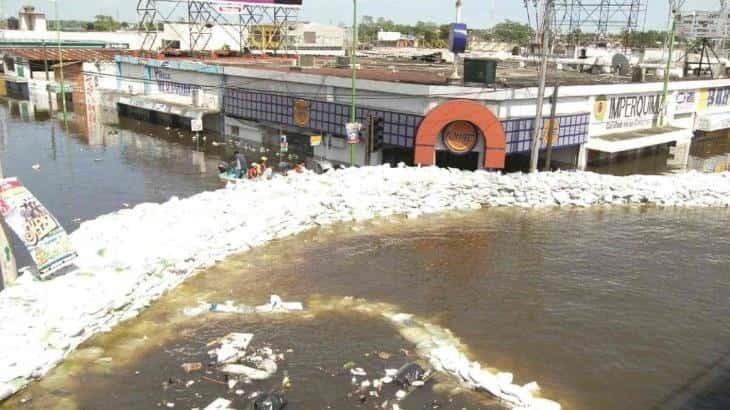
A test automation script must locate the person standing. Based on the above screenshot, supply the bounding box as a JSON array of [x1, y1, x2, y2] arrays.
[[233, 151, 248, 178]]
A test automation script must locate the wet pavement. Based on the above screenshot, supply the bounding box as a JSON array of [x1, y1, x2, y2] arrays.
[[1, 99, 730, 409]]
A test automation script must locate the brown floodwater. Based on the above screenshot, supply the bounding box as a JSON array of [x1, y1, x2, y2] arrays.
[[3, 207, 730, 410], [2, 99, 730, 409]]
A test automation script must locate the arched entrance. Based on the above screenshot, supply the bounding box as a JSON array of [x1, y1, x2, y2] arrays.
[[414, 100, 506, 169]]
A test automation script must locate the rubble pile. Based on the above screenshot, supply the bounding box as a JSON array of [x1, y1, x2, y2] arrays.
[[1, 166, 728, 402]]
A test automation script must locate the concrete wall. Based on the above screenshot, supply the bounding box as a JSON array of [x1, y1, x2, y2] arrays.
[[160, 22, 346, 52], [0, 29, 154, 49]]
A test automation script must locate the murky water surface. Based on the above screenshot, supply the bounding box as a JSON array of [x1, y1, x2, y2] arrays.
[[1, 101, 730, 409]]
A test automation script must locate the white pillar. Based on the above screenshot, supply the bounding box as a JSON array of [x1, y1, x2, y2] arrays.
[[577, 144, 588, 171]]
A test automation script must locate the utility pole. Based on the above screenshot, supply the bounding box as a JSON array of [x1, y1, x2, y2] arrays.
[[52, 0, 68, 126], [349, 0, 358, 166], [529, 0, 553, 173], [660, 2, 680, 127], [543, 81, 559, 171]]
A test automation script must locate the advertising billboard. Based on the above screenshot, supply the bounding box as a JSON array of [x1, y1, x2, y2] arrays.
[[0, 178, 77, 279], [213, 0, 302, 14]]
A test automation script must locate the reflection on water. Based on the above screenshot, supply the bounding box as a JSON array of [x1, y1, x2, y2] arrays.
[[589, 136, 730, 176], [3, 208, 729, 410], [0, 98, 224, 267]]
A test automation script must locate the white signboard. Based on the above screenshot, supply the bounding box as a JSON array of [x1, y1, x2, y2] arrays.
[[591, 93, 662, 136], [191, 119, 203, 132], [697, 112, 730, 131]]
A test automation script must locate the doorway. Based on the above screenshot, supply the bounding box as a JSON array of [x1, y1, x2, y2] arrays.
[[436, 151, 480, 171]]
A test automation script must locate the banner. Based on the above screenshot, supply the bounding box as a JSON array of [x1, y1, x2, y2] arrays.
[[0, 178, 77, 278]]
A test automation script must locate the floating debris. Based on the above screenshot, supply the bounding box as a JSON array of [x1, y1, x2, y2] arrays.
[[209, 333, 253, 364], [252, 391, 287, 410], [181, 362, 202, 373], [203, 397, 232, 410], [350, 367, 367, 377]]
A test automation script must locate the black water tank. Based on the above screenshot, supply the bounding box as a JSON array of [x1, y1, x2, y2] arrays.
[[6, 17, 19, 30], [463, 58, 497, 85]]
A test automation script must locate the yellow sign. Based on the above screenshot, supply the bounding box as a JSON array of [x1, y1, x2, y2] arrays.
[[310, 135, 322, 146], [593, 95, 608, 122], [443, 121, 478, 155], [543, 119, 560, 144], [697, 89, 709, 112], [293, 99, 310, 127]]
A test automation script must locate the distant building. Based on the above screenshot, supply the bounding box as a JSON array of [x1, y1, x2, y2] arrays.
[[376, 31, 419, 48], [0, 6, 153, 49], [159, 22, 345, 54], [18, 6, 47, 32]]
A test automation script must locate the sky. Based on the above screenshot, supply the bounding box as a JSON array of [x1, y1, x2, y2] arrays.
[[0, 0, 724, 29]]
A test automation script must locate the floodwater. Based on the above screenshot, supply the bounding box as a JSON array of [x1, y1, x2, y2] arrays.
[[1, 100, 730, 410], [589, 135, 730, 176], [0, 99, 225, 267]]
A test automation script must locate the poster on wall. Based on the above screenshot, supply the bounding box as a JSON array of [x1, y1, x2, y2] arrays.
[[0, 178, 77, 279], [591, 93, 662, 136]]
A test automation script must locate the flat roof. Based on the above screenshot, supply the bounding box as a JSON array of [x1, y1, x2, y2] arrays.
[[211, 56, 632, 87], [2, 48, 134, 62]]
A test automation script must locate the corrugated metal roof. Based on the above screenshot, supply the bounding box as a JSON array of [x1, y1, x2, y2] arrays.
[[0, 48, 133, 62]]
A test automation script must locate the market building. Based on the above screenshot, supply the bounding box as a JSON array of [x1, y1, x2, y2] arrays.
[[74, 54, 730, 172]]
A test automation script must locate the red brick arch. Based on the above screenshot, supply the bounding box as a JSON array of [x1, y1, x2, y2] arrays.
[[414, 100, 506, 169]]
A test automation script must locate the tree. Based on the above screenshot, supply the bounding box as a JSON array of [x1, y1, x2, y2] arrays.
[[93, 15, 120, 31], [622, 30, 666, 48], [491, 20, 535, 46]]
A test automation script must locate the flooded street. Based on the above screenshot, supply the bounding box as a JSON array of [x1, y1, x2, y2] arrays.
[[2, 208, 729, 410], [1, 99, 730, 410], [0, 100, 223, 266]]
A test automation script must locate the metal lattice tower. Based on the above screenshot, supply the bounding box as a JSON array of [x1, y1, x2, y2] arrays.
[[554, 0, 648, 39], [137, 0, 299, 54], [137, 0, 160, 51]]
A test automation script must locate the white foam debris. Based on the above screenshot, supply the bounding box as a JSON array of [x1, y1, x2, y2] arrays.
[[203, 397, 232, 410], [210, 333, 253, 364], [316, 296, 565, 410], [0, 167, 728, 400], [351, 368, 367, 377]]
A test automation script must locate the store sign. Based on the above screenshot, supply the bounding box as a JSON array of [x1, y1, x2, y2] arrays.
[[310, 135, 322, 147], [673, 90, 697, 115], [592, 93, 662, 134], [542, 119, 560, 144], [0, 178, 77, 279], [191, 119, 203, 132], [442, 121, 478, 154], [154, 68, 199, 97], [697, 87, 730, 112], [293, 99, 310, 127]]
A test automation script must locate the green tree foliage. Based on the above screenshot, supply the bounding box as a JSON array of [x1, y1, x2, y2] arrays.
[[93, 15, 120, 32], [622, 30, 666, 48], [490, 20, 535, 46], [358, 16, 449, 45]]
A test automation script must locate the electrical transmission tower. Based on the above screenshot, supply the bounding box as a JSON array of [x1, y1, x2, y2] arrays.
[[543, 1, 648, 42], [136, 0, 300, 54]]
